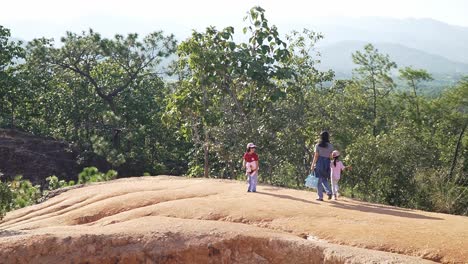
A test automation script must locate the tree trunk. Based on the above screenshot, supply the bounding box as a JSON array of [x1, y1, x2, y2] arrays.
[[411, 79, 421, 123], [10, 102, 15, 129], [203, 129, 210, 178], [449, 123, 467, 181], [103, 96, 117, 116], [202, 83, 209, 178], [372, 77, 377, 137]]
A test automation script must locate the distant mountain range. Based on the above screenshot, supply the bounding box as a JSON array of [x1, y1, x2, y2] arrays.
[[304, 17, 468, 63], [6, 16, 468, 83], [316, 40, 468, 77], [276, 17, 468, 79]]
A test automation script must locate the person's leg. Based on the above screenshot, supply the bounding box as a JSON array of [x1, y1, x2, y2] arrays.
[[251, 174, 258, 192], [317, 177, 324, 200], [247, 174, 252, 192], [331, 178, 337, 195], [321, 178, 332, 199], [335, 179, 340, 197], [331, 179, 338, 199], [315, 158, 329, 200]]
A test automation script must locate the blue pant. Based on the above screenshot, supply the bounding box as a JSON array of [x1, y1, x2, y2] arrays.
[[248, 173, 258, 192], [315, 156, 331, 199], [317, 177, 331, 199]]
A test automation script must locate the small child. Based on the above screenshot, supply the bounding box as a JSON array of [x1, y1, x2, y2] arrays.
[[243, 143, 259, 192], [330, 150, 351, 200]]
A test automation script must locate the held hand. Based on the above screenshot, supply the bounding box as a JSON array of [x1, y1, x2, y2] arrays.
[[346, 165, 352, 170]]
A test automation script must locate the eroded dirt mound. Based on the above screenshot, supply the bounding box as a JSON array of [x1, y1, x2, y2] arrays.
[[1, 177, 467, 263], [0, 129, 78, 184]]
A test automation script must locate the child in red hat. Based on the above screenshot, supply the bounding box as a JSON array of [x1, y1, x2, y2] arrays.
[[243, 143, 259, 192]]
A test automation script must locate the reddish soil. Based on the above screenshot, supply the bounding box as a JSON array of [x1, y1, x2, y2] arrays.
[[0, 176, 466, 263]]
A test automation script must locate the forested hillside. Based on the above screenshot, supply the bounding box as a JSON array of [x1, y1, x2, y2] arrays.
[[0, 7, 466, 217]]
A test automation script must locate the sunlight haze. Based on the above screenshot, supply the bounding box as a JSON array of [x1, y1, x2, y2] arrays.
[[2, 0, 468, 40]]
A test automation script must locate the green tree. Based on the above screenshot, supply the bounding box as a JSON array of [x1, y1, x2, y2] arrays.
[[38, 30, 177, 114], [0, 25, 24, 128], [344, 130, 422, 206], [352, 44, 397, 136], [436, 79, 467, 181], [168, 7, 294, 178], [278, 29, 335, 186], [22, 30, 183, 175], [399, 67, 433, 122]]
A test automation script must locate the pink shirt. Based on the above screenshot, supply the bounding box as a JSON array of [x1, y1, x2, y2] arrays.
[[330, 160, 345, 179]]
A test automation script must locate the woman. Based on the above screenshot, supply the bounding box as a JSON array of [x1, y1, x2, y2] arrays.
[[310, 131, 333, 201]]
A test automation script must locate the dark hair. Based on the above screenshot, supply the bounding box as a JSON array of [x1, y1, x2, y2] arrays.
[[333, 156, 339, 167], [246, 147, 255, 153], [318, 131, 330, 148]]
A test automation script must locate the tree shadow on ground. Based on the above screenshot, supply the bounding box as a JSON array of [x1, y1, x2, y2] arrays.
[[255, 191, 318, 204], [329, 201, 443, 220], [262, 187, 285, 191], [352, 201, 415, 212]]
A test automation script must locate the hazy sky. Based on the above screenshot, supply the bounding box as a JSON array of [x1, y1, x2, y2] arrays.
[[2, 0, 468, 40]]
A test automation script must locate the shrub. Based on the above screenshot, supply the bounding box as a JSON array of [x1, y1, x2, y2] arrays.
[[78, 167, 118, 184], [269, 161, 299, 187], [0, 181, 13, 220], [412, 168, 468, 215], [45, 175, 72, 190], [9, 176, 41, 210], [103, 170, 118, 181], [343, 132, 422, 206]]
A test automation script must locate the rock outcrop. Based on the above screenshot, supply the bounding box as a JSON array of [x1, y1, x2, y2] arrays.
[[1, 176, 466, 263], [0, 129, 78, 184]]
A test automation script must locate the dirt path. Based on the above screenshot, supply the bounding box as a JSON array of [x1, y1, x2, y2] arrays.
[[0, 176, 466, 263]]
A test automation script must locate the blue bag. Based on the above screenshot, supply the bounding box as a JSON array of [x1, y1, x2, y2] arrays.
[[305, 172, 318, 189]]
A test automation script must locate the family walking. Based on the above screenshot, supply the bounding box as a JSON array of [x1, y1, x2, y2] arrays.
[[310, 131, 350, 201], [243, 131, 350, 200]]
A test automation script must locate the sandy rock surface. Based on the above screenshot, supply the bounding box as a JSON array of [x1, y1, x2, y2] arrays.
[[0, 176, 466, 263]]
